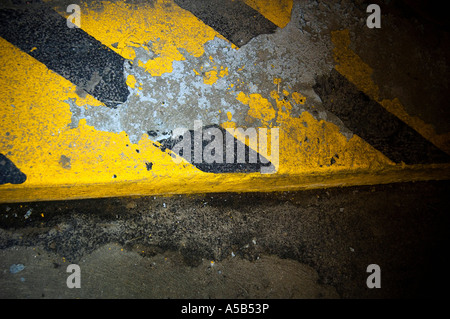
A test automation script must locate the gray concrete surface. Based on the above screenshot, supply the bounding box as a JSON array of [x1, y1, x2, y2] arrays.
[[1, 181, 449, 299]]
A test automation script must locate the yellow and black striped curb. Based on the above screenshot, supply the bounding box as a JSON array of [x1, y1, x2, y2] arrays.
[[0, 0, 449, 203]]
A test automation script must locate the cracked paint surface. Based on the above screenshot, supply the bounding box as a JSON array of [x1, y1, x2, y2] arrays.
[[67, 2, 343, 144], [1, 0, 449, 202]]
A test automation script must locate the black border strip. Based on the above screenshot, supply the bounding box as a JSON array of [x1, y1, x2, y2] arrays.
[[314, 69, 450, 165], [0, 153, 26, 185], [174, 0, 278, 47], [0, 4, 129, 108], [157, 125, 274, 174]]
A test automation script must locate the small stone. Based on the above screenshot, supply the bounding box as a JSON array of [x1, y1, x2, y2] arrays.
[[10, 264, 25, 274], [24, 209, 32, 219], [126, 201, 137, 209]]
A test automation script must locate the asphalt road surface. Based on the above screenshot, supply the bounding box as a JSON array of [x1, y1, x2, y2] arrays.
[[1, 180, 449, 299]]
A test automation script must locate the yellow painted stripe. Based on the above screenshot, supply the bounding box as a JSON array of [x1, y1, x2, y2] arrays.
[[1, 164, 449, 203], [331, 29, 450, 155], [49, 0, 228, 75], [243, 0, 293, 28], [0, 37, 198, 185]]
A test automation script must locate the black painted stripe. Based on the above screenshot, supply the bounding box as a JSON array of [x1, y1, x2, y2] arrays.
[[0, 153, 26, 185], [156, 125, 274, 173], [0, 4, 129, 108], [174, 0, 278, 47], [314, 69, 450, 164]]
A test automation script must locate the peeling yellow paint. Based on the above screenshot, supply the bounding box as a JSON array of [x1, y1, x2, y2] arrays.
[[52, 0, 227, 77], [221, 112, 236, 129], [270, 90, 280, 101], [1, 5, 449, 203], [273, 78, 282, 85], [219, 67, 229, 78], [126, 74, 136, 88], [203, 70, 218, 85], [292, 91, 306, 105], [237, 82, 394, 175], [203, 66, 228, 85], [0, 37, 200, 189], [236, 92, 276, 126]]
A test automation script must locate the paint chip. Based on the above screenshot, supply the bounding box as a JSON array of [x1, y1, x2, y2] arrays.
[[59, 155, 71, 169], [10, 264, 25, 274]]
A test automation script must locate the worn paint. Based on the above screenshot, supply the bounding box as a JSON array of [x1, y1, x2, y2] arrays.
[[239, 86, 394, 175], [292, 92, 306, 105], [173, 0, 278, 47], [126, 74, 137, 89], [0, 153, 27, 185], [1, 2, 449, 203], [243, 0, 293, 28], [236, 92, 276, 126], [331, 29, 450, 155], [0, 5, 130, 108], [52, 0, 222, 77], [0, 37, 199, 188]]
